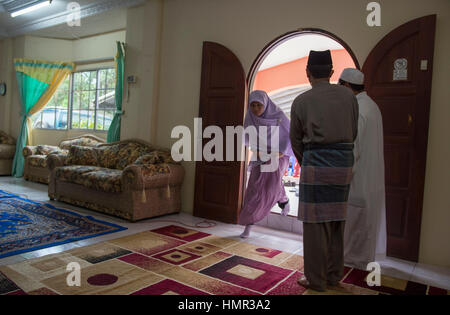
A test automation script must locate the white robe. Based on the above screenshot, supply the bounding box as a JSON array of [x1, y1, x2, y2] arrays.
[[344, 91, 387, 269]]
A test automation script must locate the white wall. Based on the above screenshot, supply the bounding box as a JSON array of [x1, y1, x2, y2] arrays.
[[0, 37, 26, 140], [142, 0, 449, 267], [0, 31, 126, 145], [0, 39, 15, 134], [23, 36, 73, 61], [21, 30, 126, 62], [73, 31, 126, 62], [121, 1, 163, 143]]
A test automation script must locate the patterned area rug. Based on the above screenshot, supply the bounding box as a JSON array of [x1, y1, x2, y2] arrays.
[[0, 224, 448, 295], [0, 190, 127, 259]]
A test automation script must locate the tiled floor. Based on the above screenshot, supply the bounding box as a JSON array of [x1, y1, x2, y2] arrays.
[[1, 176, 449, 291]]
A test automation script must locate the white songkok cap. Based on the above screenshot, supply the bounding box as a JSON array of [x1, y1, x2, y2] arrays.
[[339, 68, 364, 85]]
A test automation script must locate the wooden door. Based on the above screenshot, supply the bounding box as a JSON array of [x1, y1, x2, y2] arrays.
[[193, 42, 247, 224], [362, 15, 436, 261]]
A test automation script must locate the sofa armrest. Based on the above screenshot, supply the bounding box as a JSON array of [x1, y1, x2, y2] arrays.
[[122, 164, 185, 191], [0, 144, 16, 159], [23, 146, 38, 157], [46, 153, 67, 171]]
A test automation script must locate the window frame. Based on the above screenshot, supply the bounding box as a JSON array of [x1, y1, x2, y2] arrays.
[[70, 67, 115, 132], [33, 66, 115, 132]]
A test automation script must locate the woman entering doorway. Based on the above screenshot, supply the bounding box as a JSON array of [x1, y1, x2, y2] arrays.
[[239, 90, 293, 238]]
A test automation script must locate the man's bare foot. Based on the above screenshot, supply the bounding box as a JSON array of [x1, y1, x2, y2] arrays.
[[297, 276, 310, 287]]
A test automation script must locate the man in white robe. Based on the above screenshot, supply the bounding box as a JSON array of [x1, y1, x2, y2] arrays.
[[339, 68, 387, 269]]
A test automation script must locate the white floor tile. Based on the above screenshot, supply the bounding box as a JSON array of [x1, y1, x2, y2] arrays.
[[292, 219, 303, 234], [19, 242, 83, 260], [267, 213, 293, 232], [410, 263, 450, 290], [375, 255, 417, 282], [0, 255, 26, 266]]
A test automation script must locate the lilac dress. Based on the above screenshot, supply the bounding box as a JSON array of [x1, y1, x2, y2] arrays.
[[239, 90, 293, 226]]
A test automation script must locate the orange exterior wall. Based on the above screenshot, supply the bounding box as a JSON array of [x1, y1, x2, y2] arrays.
[[253, 49, 356, 93]]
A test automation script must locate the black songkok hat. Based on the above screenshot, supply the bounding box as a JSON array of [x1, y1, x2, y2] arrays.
[[307, 50, 333, 67]]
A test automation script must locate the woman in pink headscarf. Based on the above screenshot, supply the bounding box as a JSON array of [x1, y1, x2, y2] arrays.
[[239, 90, 294, 238]]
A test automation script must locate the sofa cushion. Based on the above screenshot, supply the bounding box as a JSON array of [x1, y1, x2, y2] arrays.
[[55, 165, 102, 183], [0, 144, 16, 159], [66, 145, 98, 166], [27, 155, 47, 168], [36, 145, 64, 155], [0, 131, 15, 145], [76, 169, 123, 193], [95, 142, 153, 170], [59, 137, 103, 150], [55, 165, 122, 193], [134, 150, 176, 165]]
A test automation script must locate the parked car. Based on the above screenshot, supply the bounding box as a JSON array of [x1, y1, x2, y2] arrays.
[[33, 108, 68, 129], [33, 108, 112, 130]]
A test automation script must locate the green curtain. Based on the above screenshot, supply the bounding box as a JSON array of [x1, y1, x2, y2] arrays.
[[107, 42, 125, 143], [12, 73, 49, 177], [12, 59, 75, 177]]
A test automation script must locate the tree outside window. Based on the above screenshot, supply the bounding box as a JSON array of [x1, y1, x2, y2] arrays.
[[31, 77, 70, 129]]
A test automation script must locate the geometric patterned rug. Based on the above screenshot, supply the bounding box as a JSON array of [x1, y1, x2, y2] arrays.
[[0, 225, 448, 295], [0, 190, 127, 259]]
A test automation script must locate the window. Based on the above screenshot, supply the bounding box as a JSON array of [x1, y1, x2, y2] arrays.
[[32, 68, 116, 131], [71, 69, 115, 131]]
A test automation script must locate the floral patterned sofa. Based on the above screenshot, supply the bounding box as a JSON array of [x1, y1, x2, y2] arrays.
[[0, 130, 16, 176], [47, 139, 185, 221], [23, 134, 105, 184]]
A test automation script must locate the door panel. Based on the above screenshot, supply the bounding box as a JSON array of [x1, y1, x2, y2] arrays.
[[384, 144, 411, 187], [372, 34, 418, 85], [362, 15, 436, 261], [385, 193, 408, 237], [377, 97, 414, 135], [194, 42, 247, 224]]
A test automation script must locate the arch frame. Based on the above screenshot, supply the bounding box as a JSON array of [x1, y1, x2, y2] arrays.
[[246, 28, 361, 88]]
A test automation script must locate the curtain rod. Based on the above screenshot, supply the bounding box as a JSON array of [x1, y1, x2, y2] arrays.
[[74, 58, 114, 66]]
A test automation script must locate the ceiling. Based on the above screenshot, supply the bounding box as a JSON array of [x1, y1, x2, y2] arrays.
[[0, 0, 146, 39]]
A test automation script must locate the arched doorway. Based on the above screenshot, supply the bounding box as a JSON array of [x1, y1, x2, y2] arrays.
[[196, 17, 436, 261], [245, 29, 360, 230]]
